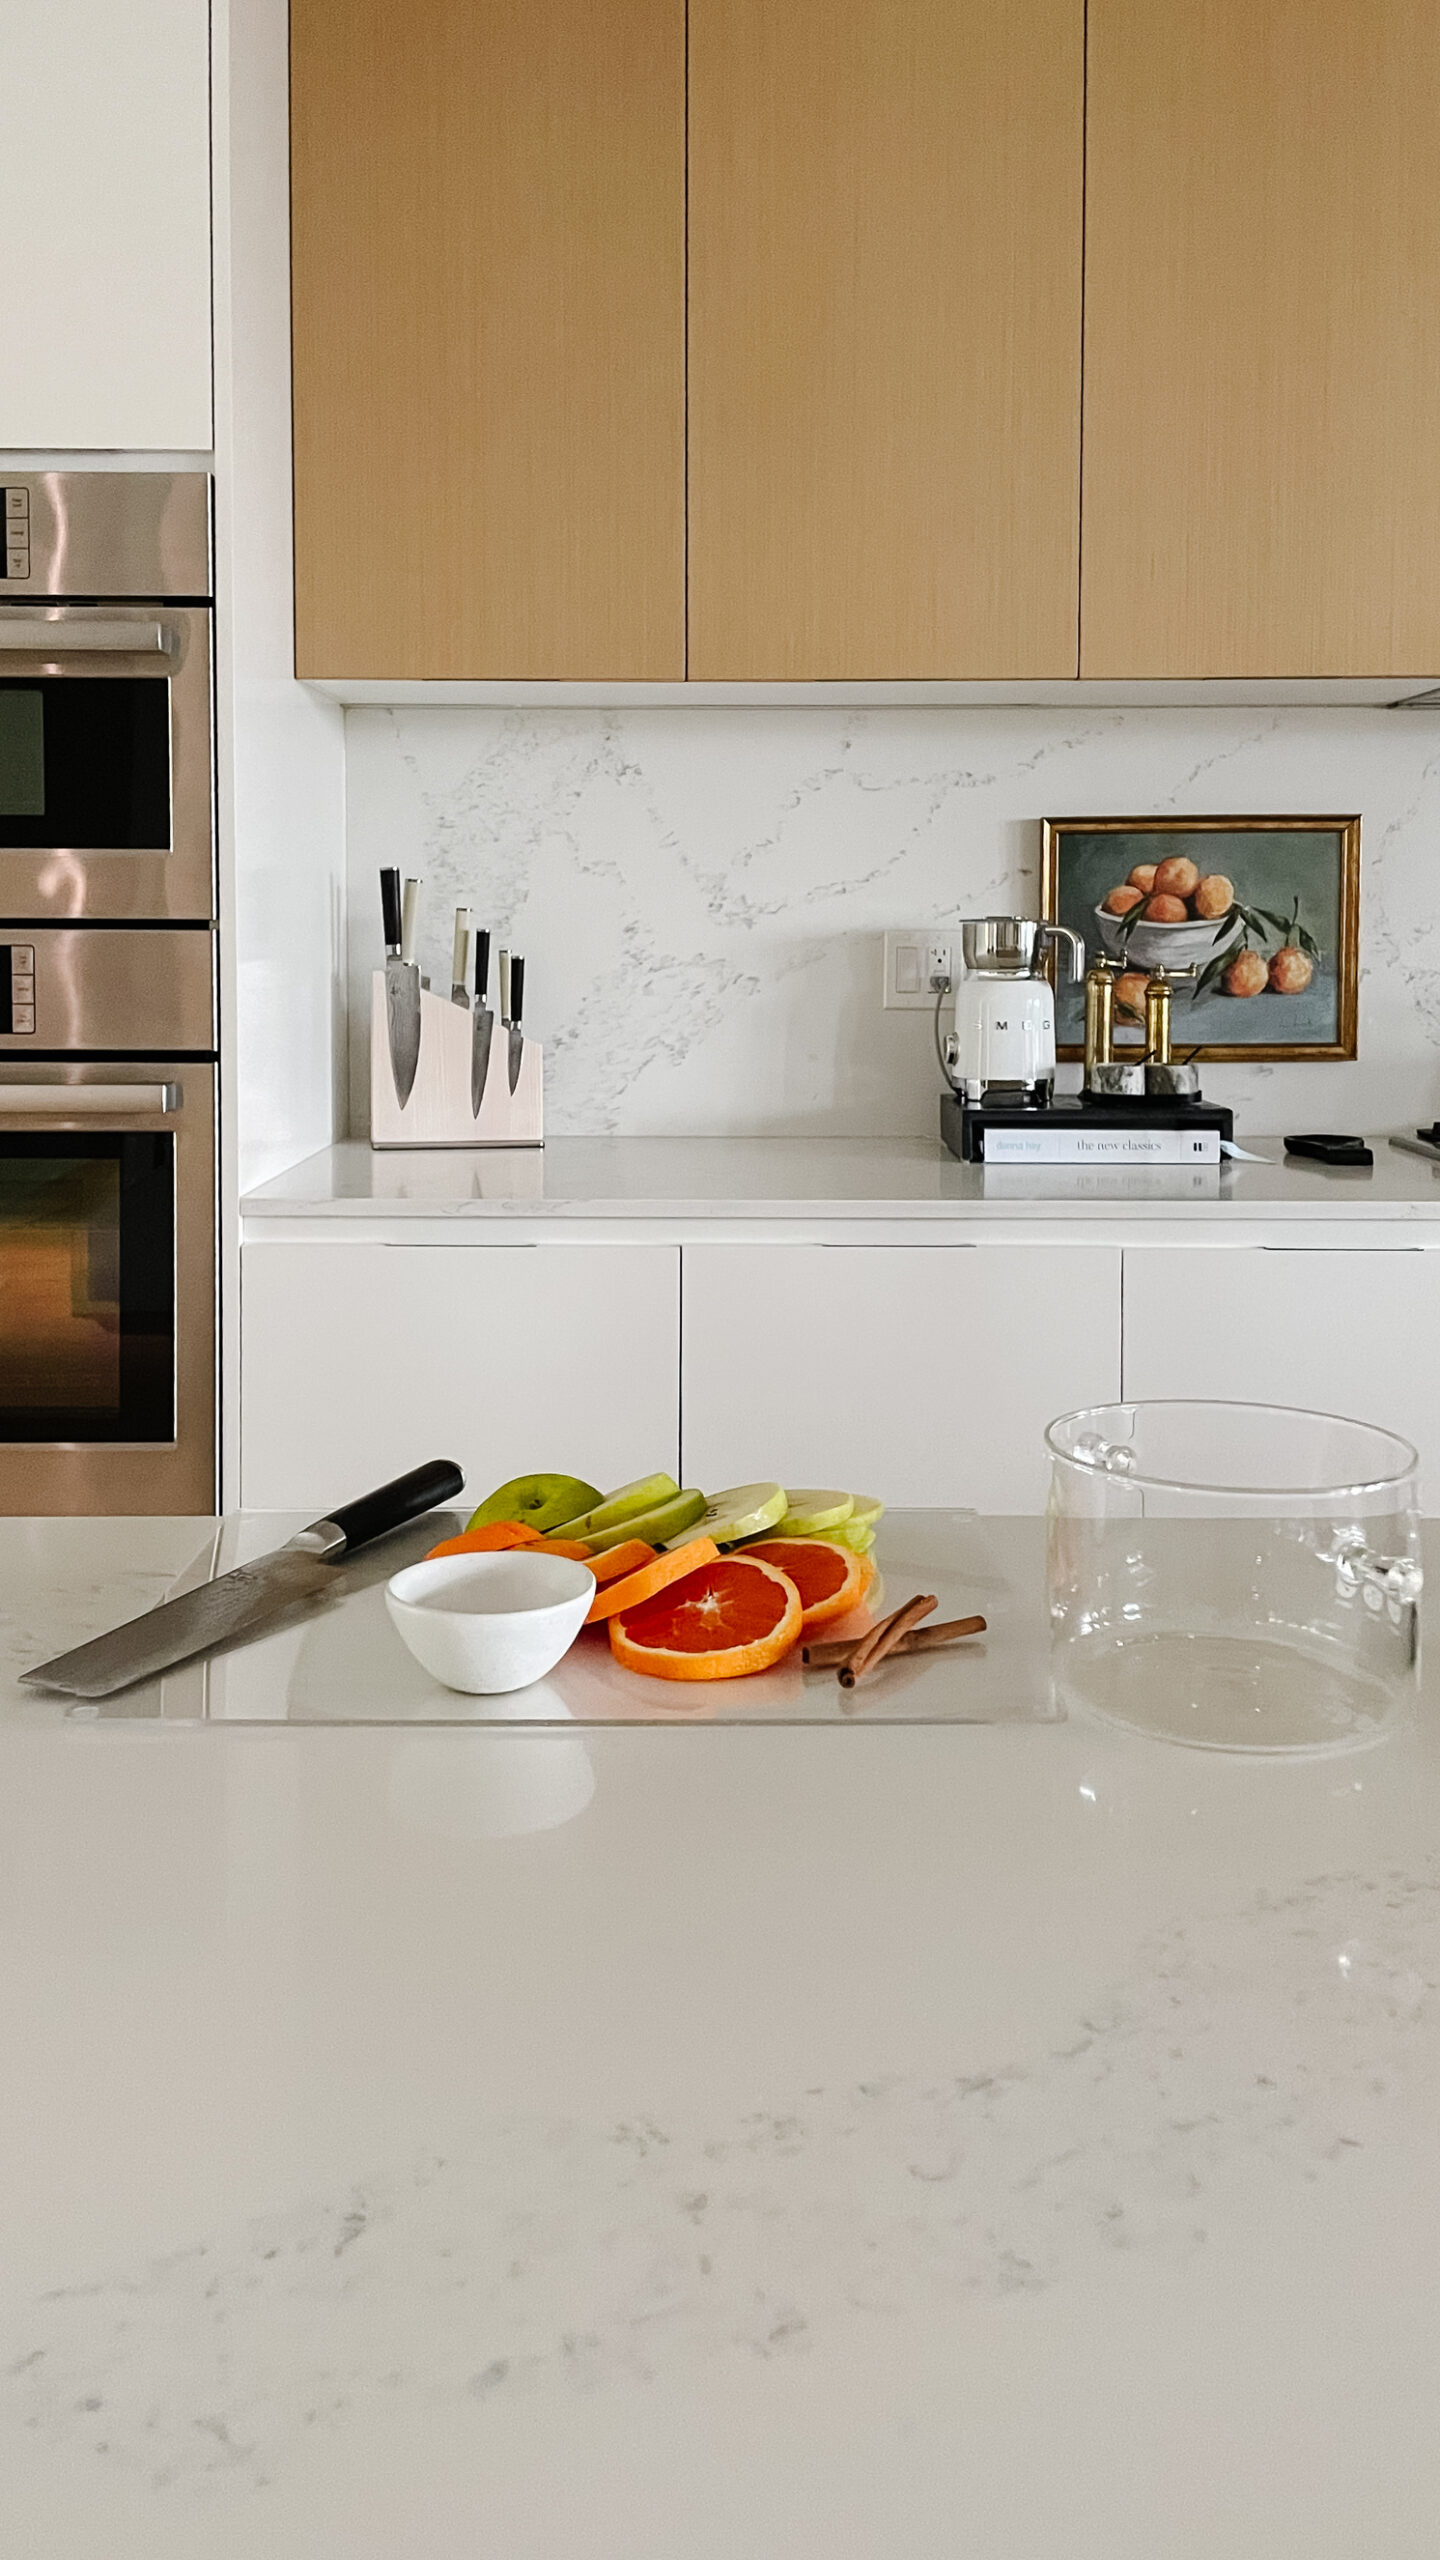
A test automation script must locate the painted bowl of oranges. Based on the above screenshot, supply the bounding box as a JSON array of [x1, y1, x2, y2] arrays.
[[1094, 854, 1244, 972]]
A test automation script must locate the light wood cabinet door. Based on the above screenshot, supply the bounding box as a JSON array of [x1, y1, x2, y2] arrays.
[[242, 1244, 680, 1511], [1082, 0, 1440, 679], [687, 0, 1084, 680], [681, 1245, 1120, 1512], [290, 0, 685, 680], [1122, 1248, 1440, 1510]]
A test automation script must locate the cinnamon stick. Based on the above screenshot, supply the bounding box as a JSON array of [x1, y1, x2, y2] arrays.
[[838, 1593, 937, 1689], [802, 1612, 987, 1669]]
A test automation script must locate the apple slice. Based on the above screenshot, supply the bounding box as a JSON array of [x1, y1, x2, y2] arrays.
[[847, 1495, 884, 1530], [547, 1472, 678, 1541], [776, 1489, 854, 1535], [465, 1473, 602, 1537], [584, 1488, 707, 1555], [690, 1483, 788, 1546]]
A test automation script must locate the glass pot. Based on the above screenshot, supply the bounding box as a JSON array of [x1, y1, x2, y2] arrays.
[[1046, 1401, 1422, 1753]]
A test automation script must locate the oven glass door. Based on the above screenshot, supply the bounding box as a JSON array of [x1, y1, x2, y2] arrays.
[[0, 678, 171, 849], [0, 1132, 174, 1442]]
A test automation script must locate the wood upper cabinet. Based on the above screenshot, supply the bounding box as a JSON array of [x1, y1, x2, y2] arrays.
[[686, 0, 1085, 681], [1082, 0, 1440, 679], [290, 0, 685, 680]]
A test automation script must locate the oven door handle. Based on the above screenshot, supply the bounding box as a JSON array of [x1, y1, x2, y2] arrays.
[[0, 1082, 182, 1115], [0, 615, 174, 656]]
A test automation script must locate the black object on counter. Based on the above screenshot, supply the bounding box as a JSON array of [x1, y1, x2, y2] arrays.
[[941, 1091, 1234, 1164], [1284, 1133, 1374, 1167]]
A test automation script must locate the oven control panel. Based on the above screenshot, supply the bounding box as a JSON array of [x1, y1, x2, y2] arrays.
[[0, 947, 35, 1035], [2, 488, 30, 582]]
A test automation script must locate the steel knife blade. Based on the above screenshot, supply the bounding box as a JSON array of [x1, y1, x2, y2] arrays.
[[508, 953, 525, 1093], [471, 927, 494, 1116], [21, 1460, 465, 1698], [381, 868, 421, 1109], [451, 906, 472, 1006]]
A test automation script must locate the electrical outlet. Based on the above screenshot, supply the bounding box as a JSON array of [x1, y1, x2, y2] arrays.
[[883, 930, 955, 1011]]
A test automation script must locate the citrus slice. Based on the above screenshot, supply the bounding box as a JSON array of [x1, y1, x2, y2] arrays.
[[743, 1536, 875, 1631], [776, 1489, 854, 1535], [584, 1539, 658, 1587], [690, 1482, 788, 1546], [584, 1536, 719, 1626], [609, 1553, 802, 1680], [425, 1521, 544, 1559]]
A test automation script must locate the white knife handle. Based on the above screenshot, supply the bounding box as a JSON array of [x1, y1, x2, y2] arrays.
[[451, 908, 471, 989], [401, 878, 420, 965], [498, 946, 512, 1023]]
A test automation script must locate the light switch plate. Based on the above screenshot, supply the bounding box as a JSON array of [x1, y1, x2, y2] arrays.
[[883, 930, 955, 1011]]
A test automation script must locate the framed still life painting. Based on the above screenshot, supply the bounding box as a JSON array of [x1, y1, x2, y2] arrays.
[[1039, 816, 1360, 1061]]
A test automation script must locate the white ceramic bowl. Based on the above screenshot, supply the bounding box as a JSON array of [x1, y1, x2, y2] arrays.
[[1093, 900, 1243, 974], [385, 1549, 596, 1694]]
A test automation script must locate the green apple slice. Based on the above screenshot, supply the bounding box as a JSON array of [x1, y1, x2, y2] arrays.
[[846, 1495, 884, 1529], [548, 1472, 679, 1540], [805, 1517, 876, 1554], [692, 1482, 788, 1546], [776, 1489, 854, 1535], [586, 1487, 707, 1555], [466, 1472, 602, 1536]]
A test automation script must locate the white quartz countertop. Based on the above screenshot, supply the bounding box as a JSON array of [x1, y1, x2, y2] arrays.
[[241, 1132, 1440, 1228], [3, 1510, 1440, 2553]]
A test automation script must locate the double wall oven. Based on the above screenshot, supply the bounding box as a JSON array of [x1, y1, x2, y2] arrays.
[[0, 474, 215, 1511]]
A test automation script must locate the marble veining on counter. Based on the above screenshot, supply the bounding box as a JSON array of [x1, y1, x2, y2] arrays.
[[9, 1864, 1435, 2499]]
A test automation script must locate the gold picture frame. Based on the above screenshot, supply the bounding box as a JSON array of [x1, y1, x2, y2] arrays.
[[1039, 815, 1360, 1062]]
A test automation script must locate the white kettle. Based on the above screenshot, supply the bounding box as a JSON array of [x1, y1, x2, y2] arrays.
[[946, 917, 1085, 1103]]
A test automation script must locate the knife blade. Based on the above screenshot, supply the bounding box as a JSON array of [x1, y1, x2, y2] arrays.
[[21, 1459, 465, 1698], [508, 952, 525, 1094], [381, 868, 421, 1110], [471, 927, 495, 1116], [450, 907, 472, 1006]]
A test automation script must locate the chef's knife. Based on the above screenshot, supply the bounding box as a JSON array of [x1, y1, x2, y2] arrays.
[[498, 947, 511, 1029], [471, 927, 495, 1117], [381, 868, 422, 1110], [451, 907, 472, 1006], [508, 952, 526, 1093], [21, 1459, 465, 1699]]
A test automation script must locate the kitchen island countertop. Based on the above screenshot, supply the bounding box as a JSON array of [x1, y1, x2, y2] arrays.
[[3, 1509, 1440, 2554]]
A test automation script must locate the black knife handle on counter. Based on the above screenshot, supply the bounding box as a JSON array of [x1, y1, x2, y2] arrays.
[[380, 867, 403, 952], [510, 955, 524, 1023], [475, 928, 491, 1001], [318, 1459, 465, 1553]]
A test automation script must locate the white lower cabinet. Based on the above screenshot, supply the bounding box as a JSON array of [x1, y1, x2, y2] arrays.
[[680, 1245, 1122, 1513], [241, 1244, 680, 1512], [1122, 1246, 1440, 1508]]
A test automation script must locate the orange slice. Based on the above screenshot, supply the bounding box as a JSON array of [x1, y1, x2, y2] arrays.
[[585, 1539, 658, 1587], [425, 1521, 545, 1559], [584, 1536, 718, 1626], [609, 1554, 801, 1680], [743, 1536, 875, 1631]]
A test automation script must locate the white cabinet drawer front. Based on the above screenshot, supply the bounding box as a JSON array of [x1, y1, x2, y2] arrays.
[[242, 1245, 679, 1512], [0, 0, 212, 448], [1123, 1247, 1439, 1507], [681, 1245, 1121, 1514]]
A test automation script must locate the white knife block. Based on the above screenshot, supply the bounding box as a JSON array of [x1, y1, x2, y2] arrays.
[[370, 972, 543, 1148]]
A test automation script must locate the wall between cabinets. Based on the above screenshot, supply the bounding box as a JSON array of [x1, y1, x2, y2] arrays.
[[345, 705, 1440, 1139]]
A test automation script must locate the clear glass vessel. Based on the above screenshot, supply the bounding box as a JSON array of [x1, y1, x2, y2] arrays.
[[1046, 1401, 1422, 1753]]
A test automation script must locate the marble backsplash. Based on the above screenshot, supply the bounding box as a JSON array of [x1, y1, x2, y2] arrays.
[[345, 706, 1440, 1138]]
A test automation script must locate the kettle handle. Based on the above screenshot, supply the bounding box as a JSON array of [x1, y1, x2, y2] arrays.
[[1040, 923, 1085, 984]]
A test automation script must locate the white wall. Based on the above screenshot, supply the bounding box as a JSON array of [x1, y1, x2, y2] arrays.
[[345, 705, 1440, 1139]]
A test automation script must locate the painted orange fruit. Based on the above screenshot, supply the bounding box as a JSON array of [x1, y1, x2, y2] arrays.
[[1154, 855, 1200, 899], [743, 1536, 875, 1631], [609, 1555, 802, 1680], [1145, 893, 1189, 924], [1268, 945, 1314, 994], [1102, 884, 1143, 917], [1127, 863, 1158, 892], [1224, 949, 1269, 997]]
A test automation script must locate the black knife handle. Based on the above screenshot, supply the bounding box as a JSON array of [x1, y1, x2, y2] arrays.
[[380, 868, 402, 950], [475, 928, 491, 1001], [510, 954, 525, 1023], [322, 1459, 465, 1553]]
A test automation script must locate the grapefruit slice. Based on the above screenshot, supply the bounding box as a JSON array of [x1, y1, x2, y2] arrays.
[[584, 1536, 719, 1626], [743, 1536, 875, 1631], [609, 1554, 801, 1681]]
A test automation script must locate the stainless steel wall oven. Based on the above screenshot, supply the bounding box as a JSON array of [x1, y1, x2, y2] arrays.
[[0, 477, 216, 1512]]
